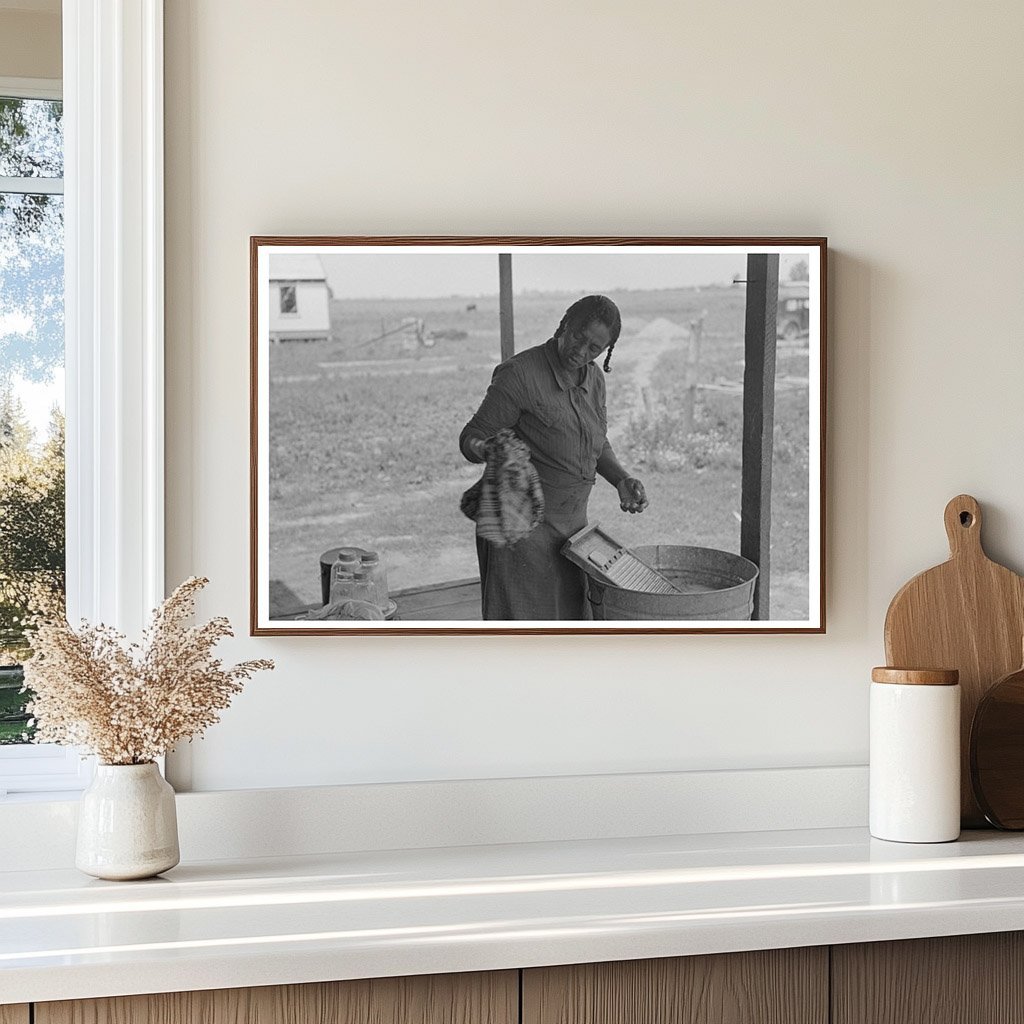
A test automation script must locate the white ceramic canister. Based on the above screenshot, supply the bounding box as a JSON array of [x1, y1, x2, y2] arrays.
[[870, 667, 960, 843]]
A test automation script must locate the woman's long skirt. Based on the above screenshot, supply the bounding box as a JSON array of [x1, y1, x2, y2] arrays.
[[476, 479, 593, 620]]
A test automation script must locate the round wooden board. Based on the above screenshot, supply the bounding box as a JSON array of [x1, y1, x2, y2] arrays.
[[971, 664, 1024, 829]]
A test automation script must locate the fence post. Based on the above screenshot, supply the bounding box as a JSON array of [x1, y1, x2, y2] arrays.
[[681, 313, 705, 434]]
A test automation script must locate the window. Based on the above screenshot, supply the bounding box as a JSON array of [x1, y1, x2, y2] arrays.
[[0, 85, 64, 749], [0, 5, 167, 797], [280, 283, 297, 314], [0, 80, 88, 798]]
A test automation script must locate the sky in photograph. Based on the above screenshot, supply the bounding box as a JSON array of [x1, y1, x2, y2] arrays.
[[304, 252, 778, 300]]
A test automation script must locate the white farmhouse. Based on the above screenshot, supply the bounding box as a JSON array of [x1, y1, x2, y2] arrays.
[[268, 254, 332, 342]]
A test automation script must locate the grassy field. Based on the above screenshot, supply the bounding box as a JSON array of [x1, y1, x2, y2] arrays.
[[268, 285, 812, 619]]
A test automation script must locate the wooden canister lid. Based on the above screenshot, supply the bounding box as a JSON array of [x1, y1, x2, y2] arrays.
[[871, 667, 959, 686]]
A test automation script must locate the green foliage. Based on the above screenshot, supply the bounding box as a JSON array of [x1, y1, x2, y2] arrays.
[[0, 97, 62, 165], [0, 392, 65, 663], [0, 665, 30, 743], [0, 394, 64, 743]]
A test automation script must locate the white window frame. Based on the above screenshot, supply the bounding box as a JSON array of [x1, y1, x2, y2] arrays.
[[0, 0, 164, 799]]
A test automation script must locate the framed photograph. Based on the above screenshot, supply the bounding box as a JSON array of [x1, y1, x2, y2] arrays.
[[250, 236, 826, 635]]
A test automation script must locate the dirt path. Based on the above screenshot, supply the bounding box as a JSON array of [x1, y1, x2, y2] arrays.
[[607, 318, 691, 444]]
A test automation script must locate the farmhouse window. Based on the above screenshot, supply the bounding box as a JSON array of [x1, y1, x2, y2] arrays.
[[280, 283, 297, 315]]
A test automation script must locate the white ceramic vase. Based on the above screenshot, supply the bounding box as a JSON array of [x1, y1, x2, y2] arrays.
[[76, 762, 180, 880]]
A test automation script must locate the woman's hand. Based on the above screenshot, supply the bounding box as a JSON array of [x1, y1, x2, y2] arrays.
[[617, 477, 648, 514], [466, 436, 488, 461]]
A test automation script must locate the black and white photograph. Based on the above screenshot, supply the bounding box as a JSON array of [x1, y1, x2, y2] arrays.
[[251, 238, 825, 634]]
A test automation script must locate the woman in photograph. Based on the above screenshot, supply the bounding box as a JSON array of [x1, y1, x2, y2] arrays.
[[460, 294, 648, 620]]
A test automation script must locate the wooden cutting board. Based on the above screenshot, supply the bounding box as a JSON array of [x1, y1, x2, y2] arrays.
[[884, 494, 1024, 827]]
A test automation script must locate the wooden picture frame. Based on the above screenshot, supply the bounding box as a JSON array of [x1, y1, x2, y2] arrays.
[[250, 237, 826, 635]]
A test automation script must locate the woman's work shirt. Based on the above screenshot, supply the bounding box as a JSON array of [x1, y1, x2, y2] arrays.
[[460, 337, 613, 490]]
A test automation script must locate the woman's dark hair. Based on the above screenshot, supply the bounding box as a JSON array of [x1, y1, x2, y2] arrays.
[[552, 294, 622, 373]]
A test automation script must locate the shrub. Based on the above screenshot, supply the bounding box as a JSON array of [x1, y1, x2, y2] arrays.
[[622, 394, 742, 473]]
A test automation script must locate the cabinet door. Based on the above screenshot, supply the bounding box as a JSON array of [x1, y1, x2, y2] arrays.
[[0, 1007, 29, 1024], [832, 933, 1024, 1024], [36, 971, 517, 1024], [523, 949, 828, 1024]]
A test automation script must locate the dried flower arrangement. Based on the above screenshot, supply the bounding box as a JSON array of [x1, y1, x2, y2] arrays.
[[22, 577, 273, 765]]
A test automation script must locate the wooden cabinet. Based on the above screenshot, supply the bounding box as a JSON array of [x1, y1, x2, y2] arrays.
[[522, 948, 828, 1024], [521, 934, 1024, 1024], [832, 932, 1024, 1024], [35, 971, 517, 1024], [17, 933, 1024, 1024]]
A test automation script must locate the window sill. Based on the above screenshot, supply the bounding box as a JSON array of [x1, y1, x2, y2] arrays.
[[0, 789, 87, 804]]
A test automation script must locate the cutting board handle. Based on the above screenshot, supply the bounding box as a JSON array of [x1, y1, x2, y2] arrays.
[[944, 494, 983, 559]]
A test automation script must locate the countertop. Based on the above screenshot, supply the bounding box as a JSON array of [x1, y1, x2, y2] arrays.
[[5, 826, 1024, 1004]]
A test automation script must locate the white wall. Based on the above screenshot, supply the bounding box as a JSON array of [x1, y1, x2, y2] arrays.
[[164, 0, 1024, 791]]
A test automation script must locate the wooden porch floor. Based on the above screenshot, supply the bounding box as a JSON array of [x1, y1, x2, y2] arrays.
[[270, 578, 482, 622], [390, 578, 481, 620]]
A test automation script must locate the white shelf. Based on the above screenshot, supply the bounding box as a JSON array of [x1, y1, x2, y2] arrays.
[[4, 826, 1024, 1004]]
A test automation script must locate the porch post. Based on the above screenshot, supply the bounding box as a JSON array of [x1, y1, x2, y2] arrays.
[[498, 253, 515, 361], [740, 253, 780, 620]]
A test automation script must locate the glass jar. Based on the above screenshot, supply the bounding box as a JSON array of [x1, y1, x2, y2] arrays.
[[360, 552, 389, 610], [350, 570, 374, 606], [328, 567, 354, 604]]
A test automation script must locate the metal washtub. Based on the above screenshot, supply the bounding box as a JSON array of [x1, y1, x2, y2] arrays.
[[585, 544, 758, 621]]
